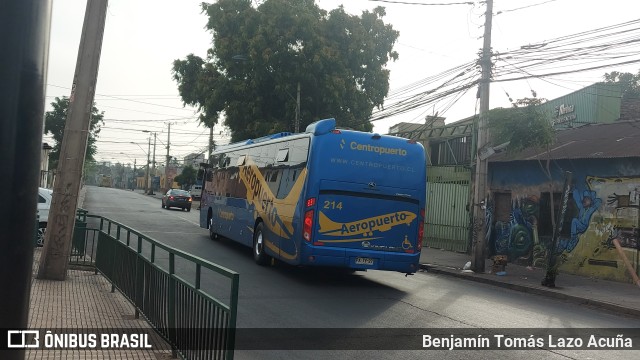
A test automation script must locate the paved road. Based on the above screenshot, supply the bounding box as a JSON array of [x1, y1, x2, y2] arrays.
[[84, 186, 639, 360]]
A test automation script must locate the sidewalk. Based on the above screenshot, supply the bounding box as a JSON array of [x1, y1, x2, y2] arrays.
[[28, 249, 173, 359], [26, 186, 173, 359], [134, 188, 163, 200], [419, 247, 640, 318]]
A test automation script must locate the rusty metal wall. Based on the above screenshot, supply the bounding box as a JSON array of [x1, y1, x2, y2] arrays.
[[424, 166, 471, 253]]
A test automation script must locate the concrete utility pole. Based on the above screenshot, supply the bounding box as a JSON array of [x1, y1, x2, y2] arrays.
[[1, 0, 52, 354], [149, 132, 157, 195], [471, 0, 494, 273], [209, 125, 214, 159], [295, 81, 301, 133], [132, 159, 136, 190], [144, 136, 150, 193], [165, 123, 171, 191], [38, 0, 108, 281]]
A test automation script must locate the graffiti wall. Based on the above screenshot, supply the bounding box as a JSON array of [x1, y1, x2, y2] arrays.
[[560, 176, 639, 282], [490, 195, 540, 264], [489, 159, 640, 283]]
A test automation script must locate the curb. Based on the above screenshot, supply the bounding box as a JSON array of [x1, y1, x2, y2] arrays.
[[420, 264, 640, 319]]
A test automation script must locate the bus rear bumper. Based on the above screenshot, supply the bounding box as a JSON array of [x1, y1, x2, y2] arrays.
[[302, 248, 420, 274]]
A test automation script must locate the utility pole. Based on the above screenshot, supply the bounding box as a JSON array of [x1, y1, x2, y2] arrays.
[[209, 125, 214, 159], [295, 81, 301, 133], [132, 159, 136, 190], [144, 136, 150, 193], [38, 0, 108, 281], [471, 0, 493, 273], [165, 123, 171, 191], [1, 0, 52, 353], [149, 132, 157, 195]]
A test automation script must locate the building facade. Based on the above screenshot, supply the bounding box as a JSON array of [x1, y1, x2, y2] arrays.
[[488, 121, 640, 283], [388, 82, 640, 283], [183, 153, 205, 168]]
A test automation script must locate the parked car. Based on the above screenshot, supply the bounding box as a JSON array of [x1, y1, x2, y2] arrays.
[[162, 189, 193, 211], [37, 187, 53, 246], [189, 184, 202, 200]]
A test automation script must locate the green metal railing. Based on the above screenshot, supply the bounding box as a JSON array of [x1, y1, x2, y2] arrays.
[[71, 211, 239, 359]]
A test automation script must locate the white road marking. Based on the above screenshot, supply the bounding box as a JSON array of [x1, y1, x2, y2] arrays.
[[175, 215, 200, 227]]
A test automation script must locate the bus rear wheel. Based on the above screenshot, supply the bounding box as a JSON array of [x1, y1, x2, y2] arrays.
[[253, 222, 271, 266], [209, 217, 219, 240]]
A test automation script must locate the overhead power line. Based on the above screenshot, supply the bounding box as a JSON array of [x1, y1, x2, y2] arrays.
[[366, 0, 473, 5], [373, 16, 640, 126], [47, 83, 194, 112]]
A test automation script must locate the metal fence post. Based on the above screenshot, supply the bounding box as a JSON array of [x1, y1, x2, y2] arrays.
[[135, 235, 143, 319], [169, 252, 177, 358], [226, 273, 240, 360]]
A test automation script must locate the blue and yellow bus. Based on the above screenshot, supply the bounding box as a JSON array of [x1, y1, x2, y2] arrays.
[[199, 118, 426, 274]]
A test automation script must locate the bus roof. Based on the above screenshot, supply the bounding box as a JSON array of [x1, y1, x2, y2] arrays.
[[212, 118, 336, 153], [211, 117, 416, 155]]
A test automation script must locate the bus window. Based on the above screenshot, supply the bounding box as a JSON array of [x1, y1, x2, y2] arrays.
[[276, 149, 289, 162]]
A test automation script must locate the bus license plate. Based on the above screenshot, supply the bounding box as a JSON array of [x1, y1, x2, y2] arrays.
[[355, 257, 374, 265]]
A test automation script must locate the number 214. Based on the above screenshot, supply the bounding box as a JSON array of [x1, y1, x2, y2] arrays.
[[323, 201, 343, 210]]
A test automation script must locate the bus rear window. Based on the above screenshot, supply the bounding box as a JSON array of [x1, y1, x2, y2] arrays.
[[276, 149, 289, 162]]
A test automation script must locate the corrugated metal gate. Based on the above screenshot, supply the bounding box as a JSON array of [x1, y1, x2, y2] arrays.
[[425, 166, 471, 253]]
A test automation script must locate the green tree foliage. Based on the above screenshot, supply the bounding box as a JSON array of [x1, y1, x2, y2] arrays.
[[488, 99, 554, 155], [172, 0, 399, 141], [174, 165, 198, 189], [603, 70, 640, 100], [44, 96, 104, 170]]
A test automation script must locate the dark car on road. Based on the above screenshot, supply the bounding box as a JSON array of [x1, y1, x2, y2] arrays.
[[162, 189, 193, 211]]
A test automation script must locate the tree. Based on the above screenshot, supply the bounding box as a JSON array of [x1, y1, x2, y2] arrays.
[[488, 98, 554, 154], [174, 165, 198, 189], [172, 0, 399, 141], [83, 161, 97, 185], [603, 70, 640, 100], [44, 96, 104, 170]]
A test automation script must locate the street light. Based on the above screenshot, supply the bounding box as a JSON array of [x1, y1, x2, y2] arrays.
[[130, 141, 150, 193], [119, 152, 134, 162], [130, 142, 147, 155]]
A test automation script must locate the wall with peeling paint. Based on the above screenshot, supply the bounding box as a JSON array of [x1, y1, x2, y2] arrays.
[[489, 158, 640, 283]]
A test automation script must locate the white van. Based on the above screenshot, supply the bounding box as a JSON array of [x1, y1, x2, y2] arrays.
[[189, 185, 202, 200], [37, 187, 53, 246]]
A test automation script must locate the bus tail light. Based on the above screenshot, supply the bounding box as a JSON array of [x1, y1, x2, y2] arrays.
[[306, 197, 316, 208], [417, 208, 425, 251], [331, 129, 342, 134], [303, 210, 314, 242]]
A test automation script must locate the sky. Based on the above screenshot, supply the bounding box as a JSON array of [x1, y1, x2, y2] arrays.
[[44, 0, 640, 167]]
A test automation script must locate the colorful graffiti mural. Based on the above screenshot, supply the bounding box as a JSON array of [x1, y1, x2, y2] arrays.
[[492, 196, 539, 261], [555, 189, 602, 254], [491, 175, 640, 283], [561, 176, 639, 282]]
